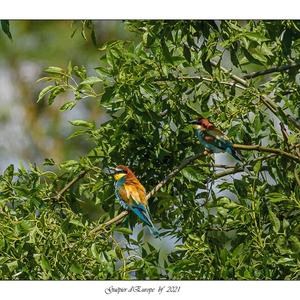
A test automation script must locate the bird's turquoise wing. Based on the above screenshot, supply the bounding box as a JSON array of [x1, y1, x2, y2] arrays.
[[195, 128, 242, 161], [204, 129, 242, 161], [130, 199, 159, 237], [195, 129, 223, 153]]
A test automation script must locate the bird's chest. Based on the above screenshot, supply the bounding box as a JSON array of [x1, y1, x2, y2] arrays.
[[195, 130, 222, 152], [114, 179, 130, 209]]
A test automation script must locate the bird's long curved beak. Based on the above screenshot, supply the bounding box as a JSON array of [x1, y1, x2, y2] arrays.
[[103, 167, 116, 175], [188, 120, 198, 125]]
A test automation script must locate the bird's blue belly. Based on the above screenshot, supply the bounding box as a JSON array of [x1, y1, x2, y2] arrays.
[[114, 178, 130, 210]]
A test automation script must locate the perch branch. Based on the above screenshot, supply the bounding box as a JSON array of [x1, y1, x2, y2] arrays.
[[90, 150, 285, 233], [90, 152, 204, 234], [56, 169, 89, 200], [145, 152, 204, 200], [242, 62, 300, 79], [233, 144, 300, 163]]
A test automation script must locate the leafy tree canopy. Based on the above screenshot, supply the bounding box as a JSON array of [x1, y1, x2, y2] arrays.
[[1, 20, 300, 279]]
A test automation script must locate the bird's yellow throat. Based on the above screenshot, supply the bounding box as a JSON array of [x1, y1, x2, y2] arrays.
[[113, 173, 126, 181], [192, 124, 202, 130]]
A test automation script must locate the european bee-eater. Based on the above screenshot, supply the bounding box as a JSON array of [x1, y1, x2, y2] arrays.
[[189, 117, 243, 162], [107, 165, 159, 237]]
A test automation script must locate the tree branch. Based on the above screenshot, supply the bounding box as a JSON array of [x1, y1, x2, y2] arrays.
[[156, 75, 246, 90], [90, 152, 205, 234], [210, 60, 300, 131], [209, 154, 276, 181], [233, 144, 300, 163], [90, 151, 284, 234], [56, 169, 89, 200], [242, 62, 300, 79], [145, 152, 204, 200]]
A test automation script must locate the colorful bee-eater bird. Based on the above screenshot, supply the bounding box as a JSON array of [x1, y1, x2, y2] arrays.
[[107, 165, 159, 237], [189, 117, 243, 162]]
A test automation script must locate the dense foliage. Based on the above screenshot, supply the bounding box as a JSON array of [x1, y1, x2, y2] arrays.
[[0, 20, 300, 279]]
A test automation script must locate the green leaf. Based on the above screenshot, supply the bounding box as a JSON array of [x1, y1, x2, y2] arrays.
[[41, 256, 51, 272], [287, 134, 297, 144], [161, 39, 173, 63], [244, 32, 269, 43], [67, 61, 73, 75], [277, 257, 294, 264], [266, 193, 289, 203], [48, 86, 65, 105], [251, 51, 267, 64], [43, 158, 55, 166], [7, 261, 18, 272], [37, 86, 55, 103], [137, 229, 144, 241], [202, 59, 213, 74], [91, 243, 99, 259], [182, 167, 204, 183], [44, 66, 65, 75], [70, 263, 83, 274], [186, 100, 203, 115], [101, 86, 115, 103], [69, 219, 84, 227], [115, 246, 123, 260], [114, 227, 133, 235], [269, 209, 280, 233], [289, 236, 300, 253], [91, 28, 97, 47], [4, 164, 14, 182], [1, 20, 12, 40], [188, 234, 201, 242], [80, 76, 102, 85], [59, 160, 79, 169], [253, 160, 262, 174], [233, 179, 247, 197], [67, 129, 88, 139], [95, 66, 111, 77], [183, 44, 191, 63], [260, 43, 274, 57], [143, 32, 155, 47], [60, 101, 76, 111], [69, 120, 95, 128]]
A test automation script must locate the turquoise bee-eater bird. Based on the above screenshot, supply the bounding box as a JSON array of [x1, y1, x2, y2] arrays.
[[107, 165, 159, 238], [189, 117, 243, 162]]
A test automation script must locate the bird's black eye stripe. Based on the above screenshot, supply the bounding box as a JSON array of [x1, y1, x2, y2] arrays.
[[115, 169, 127, 174]]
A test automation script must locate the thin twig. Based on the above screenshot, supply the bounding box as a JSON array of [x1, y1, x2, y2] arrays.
[[156, 75, 246, 90], [195, 162, 236, 169], [211, 167, 243, 180], [146, 152, 204, 200], [295, 168, 300, 188], [280, 122, 290, 147], [210, 60, 300, 131], [56, 169, 89, 200], [210, 155, 276, 181], [242, 62, 300, 79]]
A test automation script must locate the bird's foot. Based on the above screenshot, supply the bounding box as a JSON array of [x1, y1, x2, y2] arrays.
[[203, 149, 213, 156]]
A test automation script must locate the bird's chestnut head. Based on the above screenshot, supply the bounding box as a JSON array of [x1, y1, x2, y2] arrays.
[[189, 117, 212, 130], [105, 165, 132, 181]]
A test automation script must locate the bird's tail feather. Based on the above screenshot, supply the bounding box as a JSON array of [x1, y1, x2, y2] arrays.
[[132, 205, 160, 238], [148, 224, 160, 238], [230, 148, 243, 162], [226, 147, 253, 176]]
